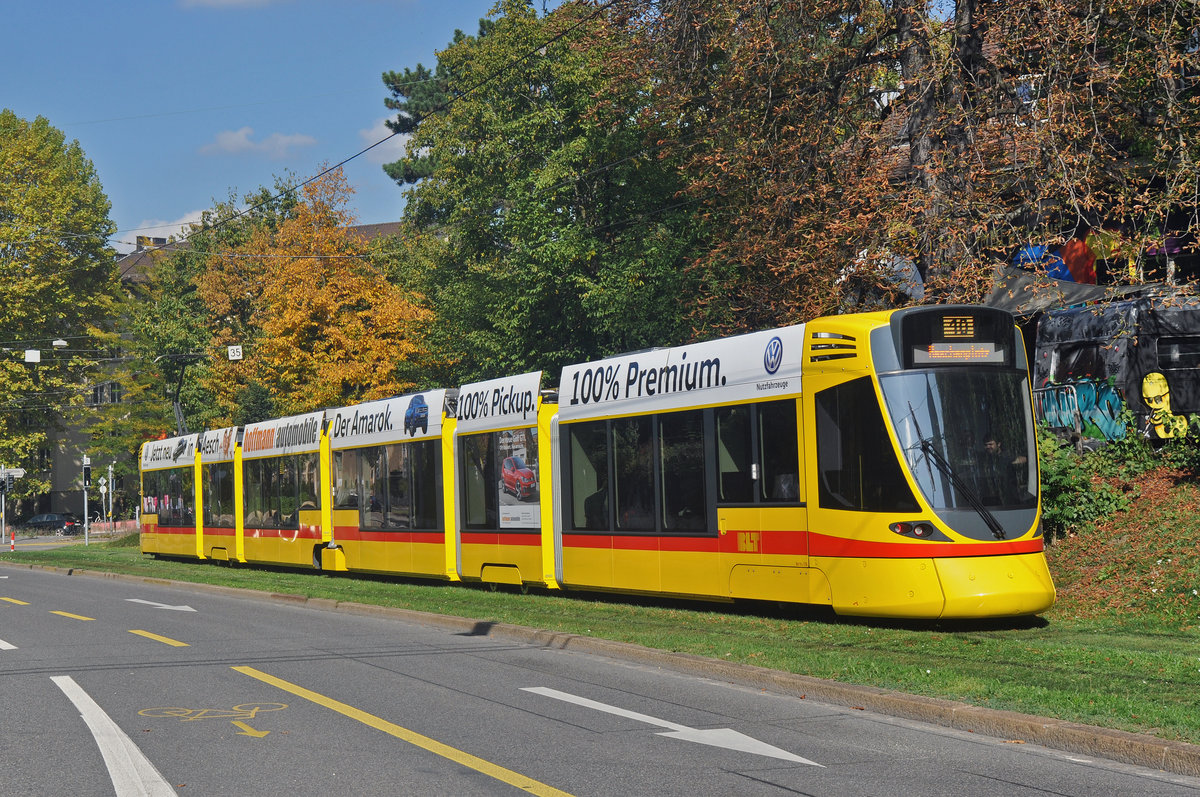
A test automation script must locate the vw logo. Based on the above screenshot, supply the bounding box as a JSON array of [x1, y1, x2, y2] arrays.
[[763, 336, 783, 374]]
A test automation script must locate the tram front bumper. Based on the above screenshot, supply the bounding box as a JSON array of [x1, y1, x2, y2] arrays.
[[821, 551, 1055, 619], [935, 552, 1056, 619]]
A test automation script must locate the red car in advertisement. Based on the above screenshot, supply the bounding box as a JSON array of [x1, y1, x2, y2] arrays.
[[501, 455, 537, 500]]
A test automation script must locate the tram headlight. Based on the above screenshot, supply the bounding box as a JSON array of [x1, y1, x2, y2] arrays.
[[890, 521, 939, 539]]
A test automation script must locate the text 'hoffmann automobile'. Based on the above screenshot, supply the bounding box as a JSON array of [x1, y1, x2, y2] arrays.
[[140, 306, 1055, 619]]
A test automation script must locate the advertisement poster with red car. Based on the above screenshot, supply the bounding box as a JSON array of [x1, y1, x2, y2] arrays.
[[457, 371, 542, 529]]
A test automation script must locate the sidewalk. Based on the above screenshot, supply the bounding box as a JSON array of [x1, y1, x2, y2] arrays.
[[3, 519, 137, 549]]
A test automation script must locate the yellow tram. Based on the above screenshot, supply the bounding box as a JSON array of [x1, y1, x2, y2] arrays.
[[141, 305, 1055, 619]]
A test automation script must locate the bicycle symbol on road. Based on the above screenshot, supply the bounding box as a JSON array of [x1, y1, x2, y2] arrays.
[[139, 703, 285, 737]]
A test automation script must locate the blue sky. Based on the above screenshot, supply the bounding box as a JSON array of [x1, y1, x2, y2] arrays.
[[4, 0, 543, 253]]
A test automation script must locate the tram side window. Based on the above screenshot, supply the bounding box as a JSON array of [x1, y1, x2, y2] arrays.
[[568, 421, 609, 531], [361, 446, 387, 528], [409, 440, 440, 529], [244, 459, 270, 527], [278, 456, 300, 525], [161, 468, 194, 527], [298, 453, 320, 512], [659, 410, 706, 531], [202, 462, 235, 528], [614, 417, 654, 531], [247, 456, 304, 529], [460, 429, 539, 531], [815, 377, 918, 512], [244, 457, 294, 529], [461, 433, 498, 530], [715, 407, 753, 503], [387, 442, 442, 530], [333, 449, 360, 509], [758, 400, 800, 503], [141, 472, 160, 515], [244, 459, 263, 527], [386, 444, 411, 528], [260, 458, 279, 527], [166, 471, 181, 524]]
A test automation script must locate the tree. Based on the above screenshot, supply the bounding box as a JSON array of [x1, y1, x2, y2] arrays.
[[608, 0, 1200, 334], [0, 110, 117, 501], [197, 168, 429, 418], [381, 20, 496, 186], [385, 0, 702, 383]]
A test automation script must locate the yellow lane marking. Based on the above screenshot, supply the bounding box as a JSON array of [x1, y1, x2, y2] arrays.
[[51, 611, 94, 621], [139, 703, 285, 722], [233, 666, 573, 797], [129, 629, 189, 647], [1, 597, 30, 605], [231, 720, 270, 738]]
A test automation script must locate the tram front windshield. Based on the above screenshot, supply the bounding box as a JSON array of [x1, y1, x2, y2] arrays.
[[880, 369, 1038, 513]]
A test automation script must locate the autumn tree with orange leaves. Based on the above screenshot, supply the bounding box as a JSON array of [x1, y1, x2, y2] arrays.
[[198, 168, 429, 421], [603, 0, 1199, 335]]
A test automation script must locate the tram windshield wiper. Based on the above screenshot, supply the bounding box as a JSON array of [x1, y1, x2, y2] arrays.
[[918, 439, 1006, 540]]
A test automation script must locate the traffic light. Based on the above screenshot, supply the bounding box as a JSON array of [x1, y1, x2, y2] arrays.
[[4, 474, 12, 492], [83, 465, 91, 487], [0, 476, 6, 494]]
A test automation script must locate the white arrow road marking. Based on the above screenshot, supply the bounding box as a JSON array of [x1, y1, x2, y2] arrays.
[[0, 638, 16, 650], [126, 598, 196, 612], [522, 686, 821, 766], [52, 675, 177, 796]]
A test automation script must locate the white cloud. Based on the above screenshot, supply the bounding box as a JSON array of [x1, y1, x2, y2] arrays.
[[359, 118, 410, 165], [114, 210, 206, 254], [200, 126, 316, 159]]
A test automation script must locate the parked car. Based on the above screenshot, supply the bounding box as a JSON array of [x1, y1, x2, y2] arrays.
[[501, 456, 537, 500], [21, 512, 81, 536]]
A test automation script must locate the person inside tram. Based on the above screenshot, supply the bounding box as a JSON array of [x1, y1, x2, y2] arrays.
[[979, 434, 1026, 504]]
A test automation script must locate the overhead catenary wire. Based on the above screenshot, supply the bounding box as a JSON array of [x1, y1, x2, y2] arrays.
[[3, 1, 633, 421], [7, 1, 618, 283], [119, 0, 620, 260]]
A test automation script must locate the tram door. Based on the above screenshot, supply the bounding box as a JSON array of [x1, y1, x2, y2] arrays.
[[718, 397, 812, 602]]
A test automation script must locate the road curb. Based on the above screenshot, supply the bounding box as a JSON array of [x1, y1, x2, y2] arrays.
[[9, 561, 1200, 778]]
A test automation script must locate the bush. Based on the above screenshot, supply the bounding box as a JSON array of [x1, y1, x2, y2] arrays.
[[1037, 427, 1137, 540]]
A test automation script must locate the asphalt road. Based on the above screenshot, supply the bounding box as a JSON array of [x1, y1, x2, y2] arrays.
[[1, 564, 1198, 796]]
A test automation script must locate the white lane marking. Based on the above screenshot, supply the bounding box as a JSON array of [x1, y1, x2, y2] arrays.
[[523, 686, 822, 765], [126, 599, 196, 612], [0, 638, 15, 650], [51, 675, 178, 796]]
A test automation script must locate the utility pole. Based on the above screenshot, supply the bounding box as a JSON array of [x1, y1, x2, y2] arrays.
[[83, 455, 91, 545], [2, 466, 25, 550]]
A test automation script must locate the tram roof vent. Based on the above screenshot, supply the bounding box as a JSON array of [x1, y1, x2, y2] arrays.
[[809, 331, 858, 362]]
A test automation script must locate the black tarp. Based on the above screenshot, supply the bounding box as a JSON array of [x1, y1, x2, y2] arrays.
[[984, 266, 1146, 317]]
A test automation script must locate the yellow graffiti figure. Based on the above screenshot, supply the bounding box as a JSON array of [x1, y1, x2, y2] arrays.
[[1142, 372, 1189, 439]]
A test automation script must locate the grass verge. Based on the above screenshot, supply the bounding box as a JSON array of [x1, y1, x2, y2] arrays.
[[4, 471, 1199, 746]]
